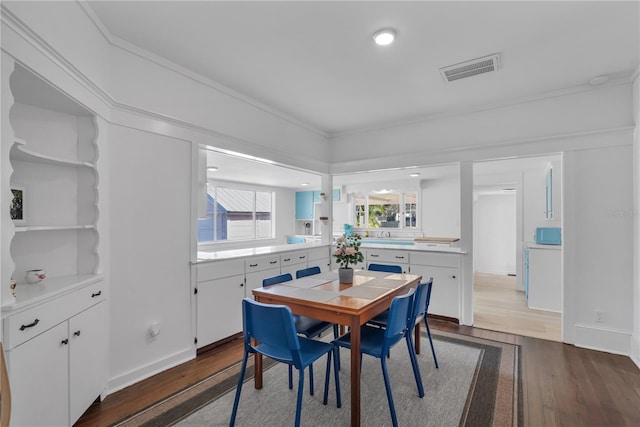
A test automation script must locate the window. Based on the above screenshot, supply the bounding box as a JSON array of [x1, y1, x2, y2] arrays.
[[198, 186, 274, 243], [354, 192, 417, 229]]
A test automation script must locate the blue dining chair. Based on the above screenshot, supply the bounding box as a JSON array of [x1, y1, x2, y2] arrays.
[[368, 279, 438, 369], [368, 263, 403, 273], [332, 289, 423, 427], [262, 273, 338, 391], [295, 266, 322, 278], [230, 299, 341, 427]]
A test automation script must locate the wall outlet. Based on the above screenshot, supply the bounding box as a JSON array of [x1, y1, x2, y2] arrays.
[[149, 322, 161, 340], [595, 310, 604, 323]]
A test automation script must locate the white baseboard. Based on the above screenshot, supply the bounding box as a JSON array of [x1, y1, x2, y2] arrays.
[[573, 323, 632, 356], [106, 346, 196, 395], [631, 334, 640, 370]]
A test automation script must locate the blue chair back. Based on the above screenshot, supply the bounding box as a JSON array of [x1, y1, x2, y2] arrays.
[[263, 273, 293, 287], [409, 278, 433, 326], [383, 288, 415, 350], [242, 298, 302, 366], [368, 263, 403, 273], [296, 266, 321, 279]]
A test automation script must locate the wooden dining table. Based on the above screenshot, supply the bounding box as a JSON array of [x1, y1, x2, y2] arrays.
[[252, 269, 422, 427]]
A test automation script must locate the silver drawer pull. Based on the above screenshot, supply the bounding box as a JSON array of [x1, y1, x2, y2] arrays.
[[370, 254, 379, 257], [91, 290, 102, 298], [249, 263, 258, 267], [19, 319, 40, 331], [299, 256, 306, 259], [270, 261, 277, 264], [395, 256, 405, 259], [284, 258, 291, 262]]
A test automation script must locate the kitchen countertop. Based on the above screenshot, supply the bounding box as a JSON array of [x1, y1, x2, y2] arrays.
[[195, 240, 466, 264], [196, 242, 330, 263]]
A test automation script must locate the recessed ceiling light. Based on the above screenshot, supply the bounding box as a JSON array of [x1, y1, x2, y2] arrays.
[[372, 28, 396, 46], [301, 183, 309, 186], [207, 166, 219, 172], [409, 173, 420, 177]]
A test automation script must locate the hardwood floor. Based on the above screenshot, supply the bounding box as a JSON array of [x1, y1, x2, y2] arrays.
[[473, 272, 561, 341], [74, 321, 640, 427]]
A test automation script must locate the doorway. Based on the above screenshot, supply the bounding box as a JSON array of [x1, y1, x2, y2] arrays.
[[472, 156, 562, 341]]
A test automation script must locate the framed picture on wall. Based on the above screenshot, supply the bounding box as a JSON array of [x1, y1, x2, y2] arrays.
[[10, 187, 25, 224]]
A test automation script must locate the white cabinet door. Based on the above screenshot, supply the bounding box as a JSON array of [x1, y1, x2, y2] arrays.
[[8, 322, 70, 427], [197, 274, 245, 347], [69, 302, 108, 425], [409, 264, 460, 319], [528, 248, 561, 312], [246, 267, 281, 298]]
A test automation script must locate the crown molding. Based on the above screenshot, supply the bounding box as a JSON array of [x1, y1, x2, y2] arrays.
[[76, 1, 329, 139], [329, 75, 636, 139], [329, 126, 635, 175]]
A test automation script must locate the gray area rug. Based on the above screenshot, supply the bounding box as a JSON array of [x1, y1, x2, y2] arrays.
[[114, 330, 521, 427]]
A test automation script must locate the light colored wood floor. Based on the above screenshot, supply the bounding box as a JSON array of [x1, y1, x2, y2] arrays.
[[473, 272, 561, 341]]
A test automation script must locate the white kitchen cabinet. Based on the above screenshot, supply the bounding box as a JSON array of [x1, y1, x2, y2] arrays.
[[280, 249, 308, 277], [196, 259, 245, 348], [245, 255, 281, 298], [196, 275, 245, 348], [365, 248, 409, 272], [3, 281, 107, 427], [409, 252, 461, 320], [7, 321, 69, 426], [527, 246, 561, 312], [307, 246, 331, 273], [69, 301, 108, 424]]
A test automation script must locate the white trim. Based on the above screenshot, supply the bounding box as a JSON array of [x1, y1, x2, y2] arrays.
[[573, 323, 632, 356], [106, 346, 195, 396], [330, 126, 635, 175], [75, 1, 328, 139]]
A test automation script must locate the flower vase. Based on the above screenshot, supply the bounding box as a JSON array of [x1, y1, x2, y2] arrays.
[[338, 267, 354, 284]]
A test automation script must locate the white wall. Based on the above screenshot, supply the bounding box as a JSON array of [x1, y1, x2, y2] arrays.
[[107, 124, 193, 392], [563, 143, 634, 353], [421, 177, 461, 238], [475, 194, 516, 276]]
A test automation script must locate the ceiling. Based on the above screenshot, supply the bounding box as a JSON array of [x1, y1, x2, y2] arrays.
[[86, 1, 639, 188]]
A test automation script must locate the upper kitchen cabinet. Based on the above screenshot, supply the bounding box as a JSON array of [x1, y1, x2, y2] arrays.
[[6, 64, 100, 293], [295, 190, 314, 220], [295, 189, 341, 220]]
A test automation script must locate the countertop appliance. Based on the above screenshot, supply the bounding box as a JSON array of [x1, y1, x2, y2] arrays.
[[535, 227, 561, 245]]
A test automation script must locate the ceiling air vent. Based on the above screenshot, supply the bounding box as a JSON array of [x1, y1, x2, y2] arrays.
[[439, 53, 500, 83]]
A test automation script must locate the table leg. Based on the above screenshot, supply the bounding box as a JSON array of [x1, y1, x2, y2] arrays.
[[414, 321, 421, 355], [350, 316, 361, 427], [255, 349, 263, 389]]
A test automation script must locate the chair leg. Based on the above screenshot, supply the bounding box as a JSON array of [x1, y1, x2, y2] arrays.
[[405, 336, 425, 398], [323, 350, 332, 405], [333, 347, 342, 408], [229, 352, 249, 426], [309, 363, 314, 396], [294, 368, 305, 427], [380, 356, 399, 427], [288, 365, 293, 389], [424, 318, 439, 368]]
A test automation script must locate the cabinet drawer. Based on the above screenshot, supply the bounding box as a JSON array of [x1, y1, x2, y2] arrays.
[[410, 252, 461, 268], [281, 250, 307, 266], [245, 255, 280, 272], [308, 247, 330, 261], [4, 281, 105, 350], [365, 249, 409, 264], [197, 259, 244, 282]]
